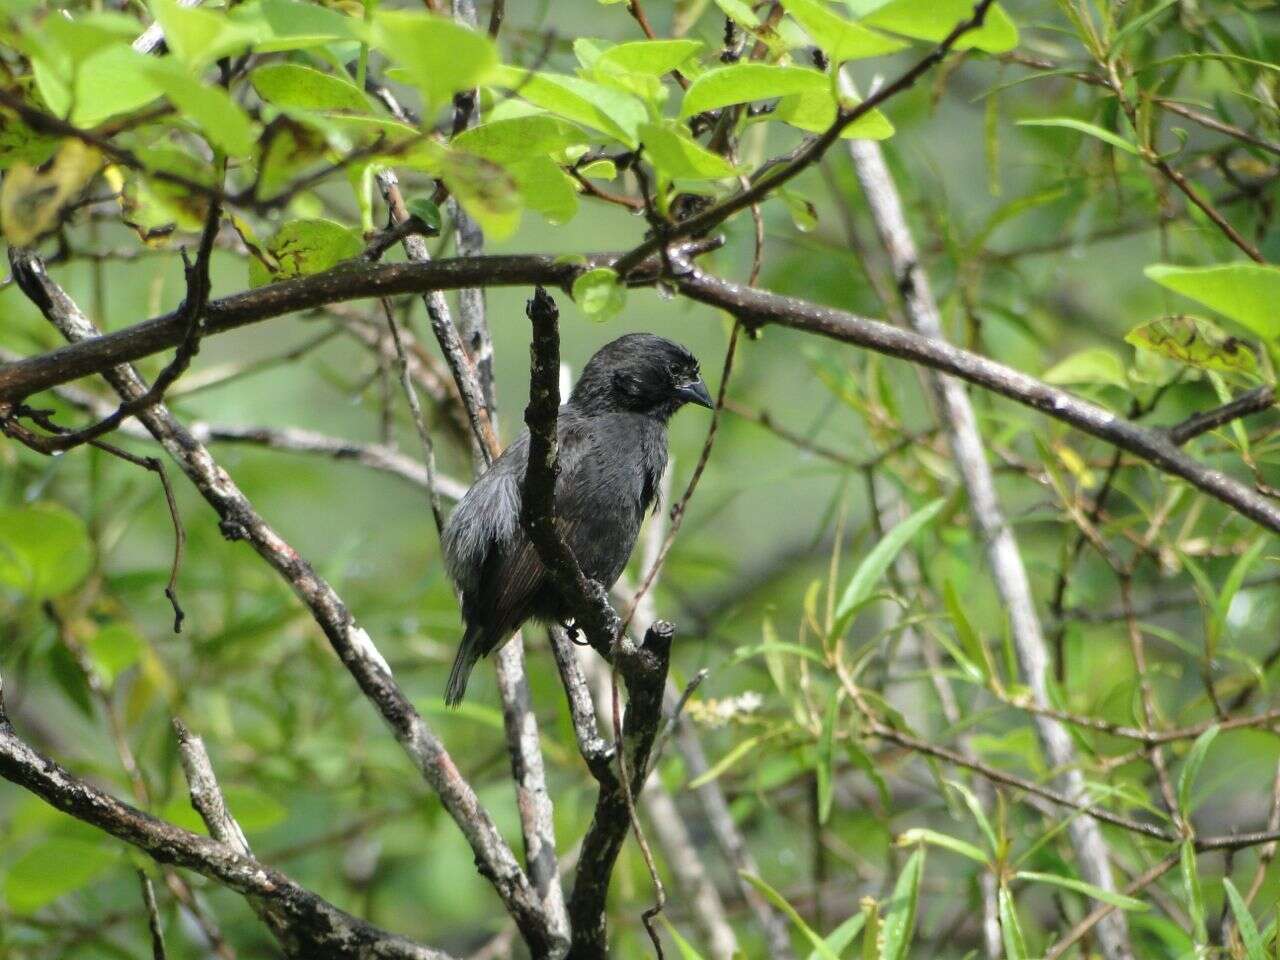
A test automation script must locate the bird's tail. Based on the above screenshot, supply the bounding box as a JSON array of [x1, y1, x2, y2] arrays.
[[445, 624, 487, 707]]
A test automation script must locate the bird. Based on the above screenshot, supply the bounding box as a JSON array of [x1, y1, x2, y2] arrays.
[[440, 332, 713, 705]]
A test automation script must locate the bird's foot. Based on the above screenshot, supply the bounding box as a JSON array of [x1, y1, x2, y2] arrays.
[[562, 620, 590, 647]]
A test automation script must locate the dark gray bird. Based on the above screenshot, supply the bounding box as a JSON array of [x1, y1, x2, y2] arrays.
[[441, 333, 713, 705]]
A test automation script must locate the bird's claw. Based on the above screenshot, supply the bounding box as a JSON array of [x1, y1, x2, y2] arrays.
[[562, 620, 590, 646]]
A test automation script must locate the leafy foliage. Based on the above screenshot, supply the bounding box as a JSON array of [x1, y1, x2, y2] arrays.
[[1, 0, 1279, 957]]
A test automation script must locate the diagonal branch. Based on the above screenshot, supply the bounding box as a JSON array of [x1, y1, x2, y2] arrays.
[[4, 248, 559, 955], [0, 674, 456, 960], [840, 125, 1132, 959], [1165, 385, 1275, 446]]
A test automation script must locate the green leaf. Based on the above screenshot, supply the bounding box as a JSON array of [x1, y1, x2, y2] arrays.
[[1178, 724, 1220, 813], [1145, 263, 1280, 340], [860, 0, 1018, 53], [998, 883, 1028, 959], [375, 11, 496, 107], [572, 267, 626, 322], [1016, 871, 1149, 911], [248, 218, 363, 287], [660, 916, 710, 960], [0, 503, 93, 600], [595, 39, 704, 76], [715, 0, 762, 28], [439, 151, 521, 239], [4, 838, 116, 913], [639, 121, 738, 180], [1223, 878, 1265, 960], [1042, 348, 1128, 390], [946, 779, 998, 854], [816, 690, 839, 823], [453, 115, 587, 165], [810, 911, 866, 960], [68, 44, 163, 127], [844, 737, 891, 808], [241, 0, 365, 51], [768, 88, 895, 139], [1181, 839, 1207, 945], [898, 828, 989, 865], [491, 66, 646, 146], [250, 63, 371, 112], [741, 872, 840, 960], [1125, 315, 1258, 376], [783, 0, 907, 62], [85, 623, 145, 687], [1108, 0, 1180, 57], [1210, 537, 1267, 652], [861, 898, 880, 960], [578, 159, 617, 180], [689, 733, 775, 788], [406, 198, 442, 232], [880, 847, 924, 960], [943, 580, 993, 684], [831, 498, 945, 637], [681, 63, 827, 118], [145, 58, 256, 157], [149, 0, 255, 68], [1017, 117, 1138, 154], [507, 156, 579, 226]]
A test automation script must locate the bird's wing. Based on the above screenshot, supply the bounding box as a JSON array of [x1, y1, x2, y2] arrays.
[[475, 415, 599, 637]]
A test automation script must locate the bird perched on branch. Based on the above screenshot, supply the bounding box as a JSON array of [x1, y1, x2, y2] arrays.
[[441, 332, 713, 705]]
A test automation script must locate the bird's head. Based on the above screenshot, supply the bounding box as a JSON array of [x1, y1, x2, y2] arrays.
[[569, 333, 713, 419]]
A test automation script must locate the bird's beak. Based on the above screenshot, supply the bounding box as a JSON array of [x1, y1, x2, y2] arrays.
[[676, 378, 715, 410]]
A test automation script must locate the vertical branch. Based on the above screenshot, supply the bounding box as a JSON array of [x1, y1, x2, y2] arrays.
[[371, 69, 564, 936], [628, 468, 739, 960], [842, 84, 1133, 960], [138, 870, 169, 960]]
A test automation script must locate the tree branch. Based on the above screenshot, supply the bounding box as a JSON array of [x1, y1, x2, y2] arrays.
[[841, 124, 1132, 958], [566, 621, 674, 960], [3, 249, 560, 955], [1166, 385, 1275, 446], [6, 248, 1280, 534], [0, 674, 457, 960]]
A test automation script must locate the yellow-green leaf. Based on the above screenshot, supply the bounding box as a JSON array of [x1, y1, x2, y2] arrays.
[[783, 0, 907, 62], [1125, 315, 1258, 376], [572, 267, 626, 322], [860, 0, 1019, 54], [248, 218, 363, 287], [250, 63, 371, 113], [640, 121, 738, 180], [375, 12, 497, 107], [1146, 262, 1280, 340], [681, 63, 827, 117]]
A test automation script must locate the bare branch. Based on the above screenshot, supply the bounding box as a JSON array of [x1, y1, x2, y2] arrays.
[[567, 622, 674, 960], [841, 123, 1132, 957], [1166, 385, 1275, 446], [4, 249, 560, 955], [0, 672, 457, 960]]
